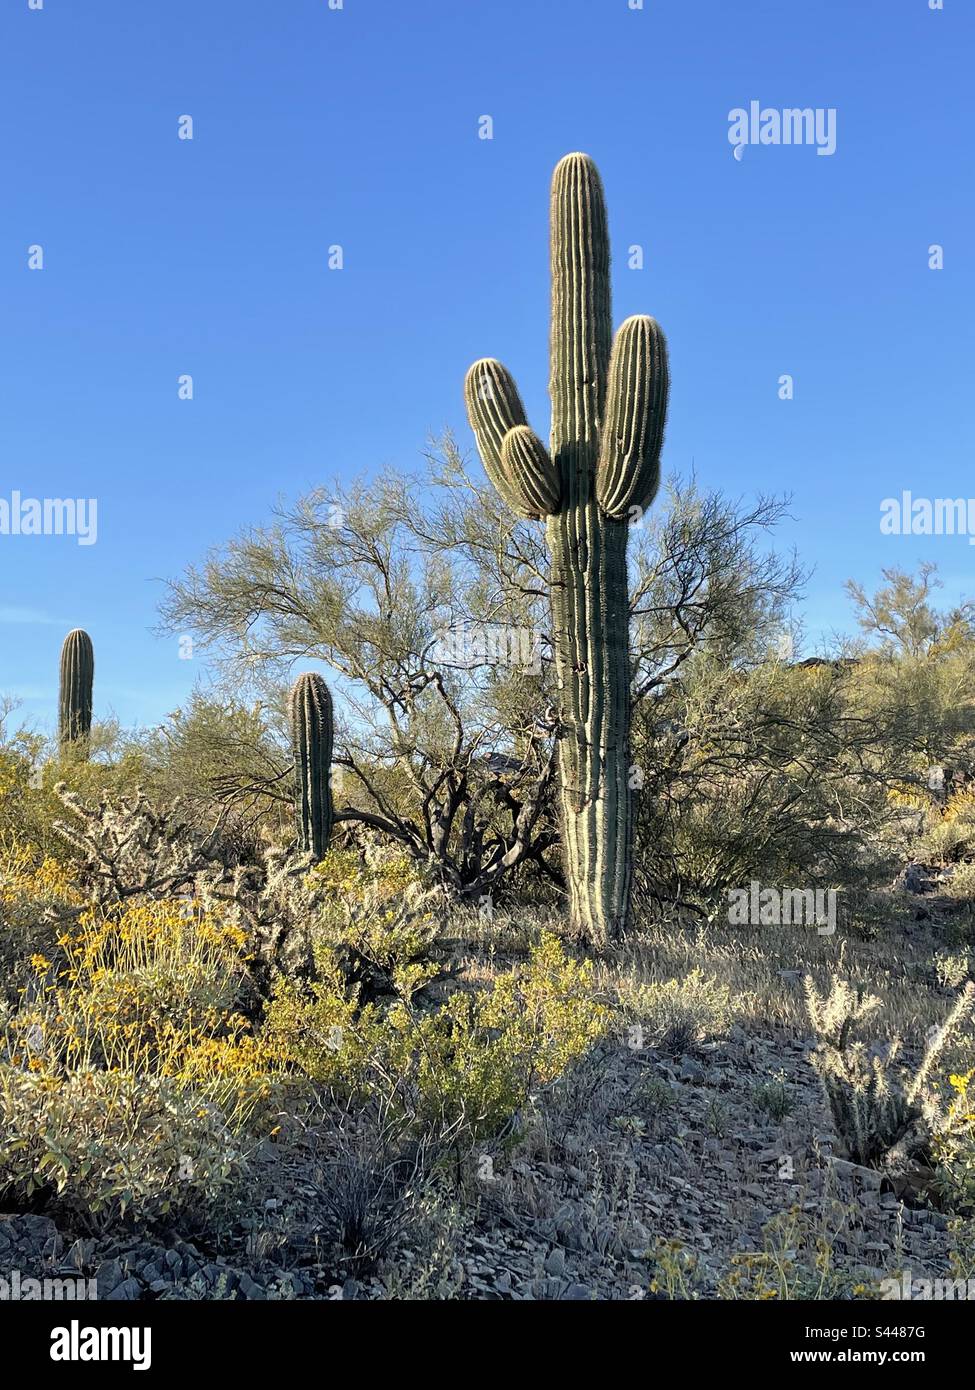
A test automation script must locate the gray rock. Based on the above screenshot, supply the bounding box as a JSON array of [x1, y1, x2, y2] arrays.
[[829, 1157, 882, 1191], [105, 1278, 142, 1301], [96, 1259, 123, 1297]]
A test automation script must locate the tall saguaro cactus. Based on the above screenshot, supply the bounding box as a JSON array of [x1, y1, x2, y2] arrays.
[[464, 153, 669, 944], [290, 672, 334, 860], [58, 628, 94, 753]]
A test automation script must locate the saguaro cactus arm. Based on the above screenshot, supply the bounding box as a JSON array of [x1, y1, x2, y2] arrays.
[[464, 359, 560, 519], [596, 315, 669, 519], [499, 425, 561, 517], [549, 152, 612, 481], [58, 628, 94, 750]]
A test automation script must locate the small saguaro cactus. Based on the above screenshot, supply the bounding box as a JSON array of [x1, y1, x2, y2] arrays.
[[464, 153, 669, 944], [289, 671, 334, 860], [58, 628, 94, 752]]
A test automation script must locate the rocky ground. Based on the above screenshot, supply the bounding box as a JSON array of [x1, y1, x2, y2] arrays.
[[2, 883, 970, 1301], [0, 1023, 959, 1301]]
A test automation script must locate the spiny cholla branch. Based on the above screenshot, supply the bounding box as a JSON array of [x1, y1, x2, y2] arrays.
[[805, 973, 975, 1169], [53, 784, 230, 906], [52, 784, 314, 985]]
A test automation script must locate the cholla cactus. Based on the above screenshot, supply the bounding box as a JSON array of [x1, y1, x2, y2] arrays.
[[804, 973, 975, 1167], [52, 783, 229, 907], [464, 154, 669, 944], [52, 782, 316, 982], [58, 629, 94, 752], [289, 672, 334, 861]]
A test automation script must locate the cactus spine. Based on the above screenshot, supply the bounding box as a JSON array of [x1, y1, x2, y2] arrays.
[[465, 154, 669, 944], [58, 629, 94, 752], [289, 672, 334, 860]]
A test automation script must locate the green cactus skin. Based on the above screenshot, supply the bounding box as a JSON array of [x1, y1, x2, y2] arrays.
[[464, 154, 669, 944], [58, 629, 94, 752], [290, 672, 334, 860]]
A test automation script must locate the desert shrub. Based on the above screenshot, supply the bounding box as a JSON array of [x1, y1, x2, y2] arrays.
[[933, 1070, 975, 1213], [302, 1091, 455, 1277], [648, 1204, 858, 1300], [265, 932, 612, 1151], [0, 898, 276, 1231], [946, 861, 975, 902], [715, 1204, 852, 1300], [16, 898, 255, 1068], [304, 848, 450, 1005], [137, 693, 294, 843], [0, 832, 79, 999], [918, 788, 975, 867], [620, 967, 734, 1053], [633, 651, 898, 915], [1, 725, 154, 866], [751, 1072, 794, 1121], [935, 950, 971, 990], [47, 783, 324, 987], [0, 1069, 251, 1232], [947, 1216, 975, 1280], [805, 973, 975, 1169]]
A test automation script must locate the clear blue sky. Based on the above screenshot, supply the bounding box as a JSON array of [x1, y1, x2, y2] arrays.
[[2, 0, 972, 734]]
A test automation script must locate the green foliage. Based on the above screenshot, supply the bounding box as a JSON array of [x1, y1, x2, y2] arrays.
[[934, 1070, 975, 1213], [0, 1069, 251, 1232], [139, 693, 294, 840], [0, 832, 79, 1000], [751, 1072, 794, 1121], [947, 862, 975, 902], [621, 966, 734, 1053], [305, 848, 447, 1004], [0, 897, 269, 1232], [265, 932, 612, 1148]]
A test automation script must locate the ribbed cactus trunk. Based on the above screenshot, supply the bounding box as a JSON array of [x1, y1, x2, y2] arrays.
[[58, 628, 94, 753], [465, 154, 669, 945], [548, 159, 630, 942], [290, 672, 334, 860]]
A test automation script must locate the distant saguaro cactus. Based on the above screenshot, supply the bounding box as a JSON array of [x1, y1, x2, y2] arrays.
[[464, 153, 669, 944], [290, 672, 334, 860], [59, 628, 94, 752]]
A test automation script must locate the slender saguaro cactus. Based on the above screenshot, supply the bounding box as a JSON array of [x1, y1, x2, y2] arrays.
[[58, 628, 94, 752], [290, 672, 334, 860], [464, 154, 669, 944]]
